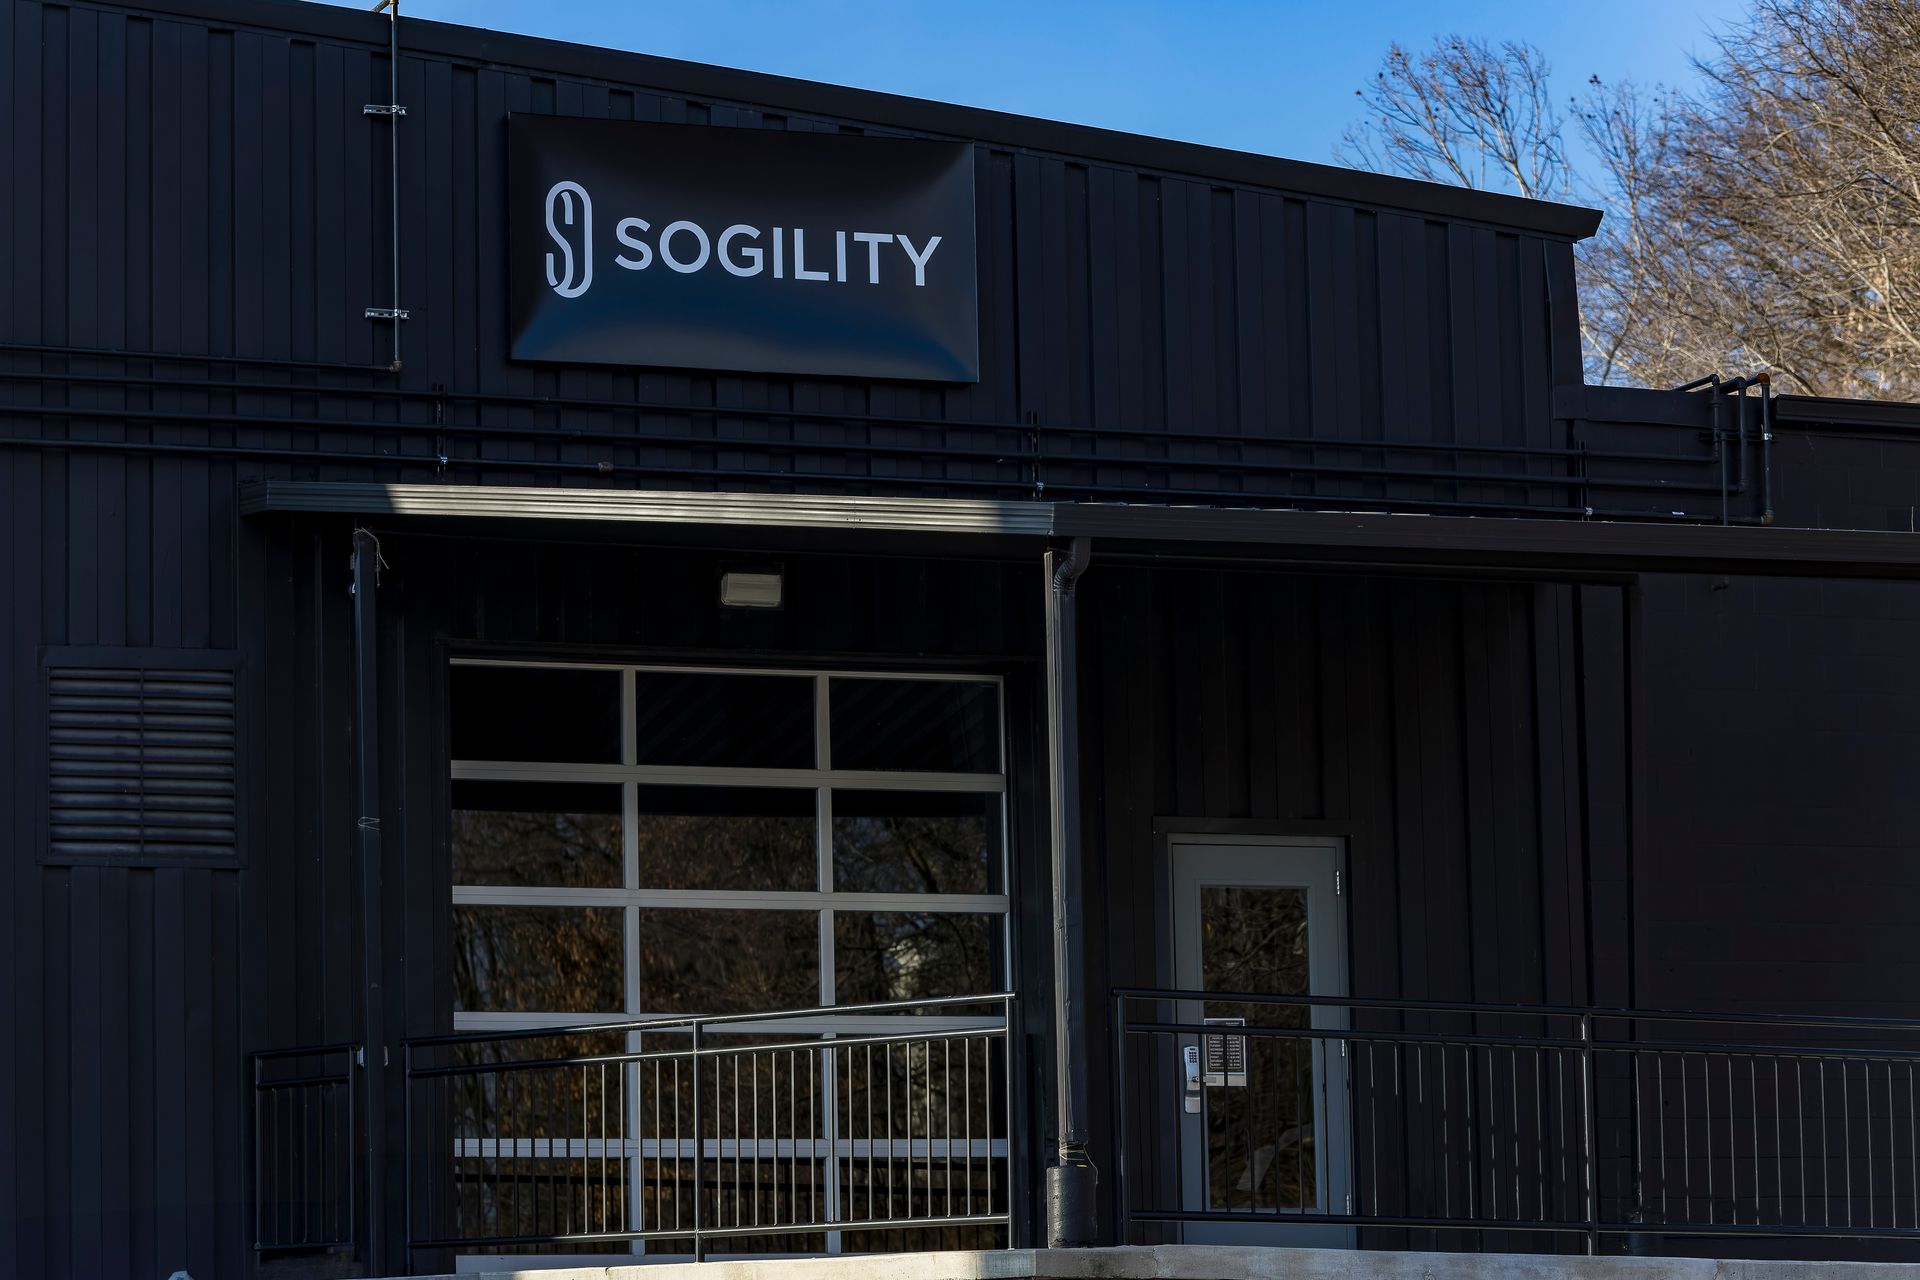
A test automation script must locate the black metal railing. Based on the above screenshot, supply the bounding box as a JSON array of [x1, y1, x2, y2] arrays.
[[252, 1042, 359, 1252], [400, 993, 1015, 1261], [1114, 990, 1920, 1252], [0, 343, 1777, 525]]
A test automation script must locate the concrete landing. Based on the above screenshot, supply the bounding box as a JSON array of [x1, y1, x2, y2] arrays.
[[411, 1244, 1920, 1280]]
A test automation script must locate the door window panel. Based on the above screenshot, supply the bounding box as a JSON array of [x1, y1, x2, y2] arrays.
[[1186, 873, 1332, 1215], [1200, 885, 1310, 1026]]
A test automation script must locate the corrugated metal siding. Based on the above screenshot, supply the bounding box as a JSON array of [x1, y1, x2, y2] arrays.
[[1078, 567, 1631, 1249], [2, 443, 249, 1280], [1636, 573, 1920, 1018], [1081, 568, 1611, 1007], [13, 0, 1920, 1273], [1, 0, 1583, 511]]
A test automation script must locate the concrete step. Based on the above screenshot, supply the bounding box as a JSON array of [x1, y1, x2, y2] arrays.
[[395, 1245, 1920, 1280]]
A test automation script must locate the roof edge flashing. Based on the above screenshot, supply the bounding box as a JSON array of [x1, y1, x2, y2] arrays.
[[236, 480, 1059, 536], [110, 0, 1603, 241], [239, 481, 1920, 578]]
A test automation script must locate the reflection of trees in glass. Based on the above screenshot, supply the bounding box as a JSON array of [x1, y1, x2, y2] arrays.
[[1201, 887, 1309, 1019], [635, 787, 814, 892], [639, 909, 819, 1013], [833, 793, 996, 896], [1204, 1040, 1318, 1211], [835, 913, 995, 1005], [452, 785, 622, 888], [453, 906, 624, 1013], [1198, 885, 1317, 1211]]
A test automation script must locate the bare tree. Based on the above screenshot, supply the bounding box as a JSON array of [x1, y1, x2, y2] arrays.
[[1343, 3, 1920, 397], [1646, 0, 1920, 396], [1339, 36, 1571, 200]]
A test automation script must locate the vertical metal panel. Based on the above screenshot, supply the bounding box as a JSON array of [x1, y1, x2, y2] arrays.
[[1, 362, 250, 1280], [1084, 566, 1627, 1249], [5, 0, 1587, 500], [0, 0, 1668, 1271]]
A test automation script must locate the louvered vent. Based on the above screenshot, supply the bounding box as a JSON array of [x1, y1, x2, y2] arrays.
[[46, 662, 238, 864]]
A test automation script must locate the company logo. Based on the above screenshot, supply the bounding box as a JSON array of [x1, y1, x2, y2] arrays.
[[541, 179, 945, 301], [544, 180, 593, 299]]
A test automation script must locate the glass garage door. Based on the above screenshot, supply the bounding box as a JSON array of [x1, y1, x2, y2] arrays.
[[440, 660, 1011, 1259]]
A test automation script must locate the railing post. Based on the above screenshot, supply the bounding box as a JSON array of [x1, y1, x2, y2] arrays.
[[1581, 1012, 1600, 1255], [691, 1019, 704, 1263], [1111, 993, 1128, 1245], [251, 1055, 263, 1251], [401, 1044, 412, 1254], [348, 1048, 359, 1253]]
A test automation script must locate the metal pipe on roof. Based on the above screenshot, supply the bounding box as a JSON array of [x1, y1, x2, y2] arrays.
[[364, 0, 408, 371]]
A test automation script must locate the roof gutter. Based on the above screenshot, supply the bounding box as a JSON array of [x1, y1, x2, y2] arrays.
[[239, 481, 1920, 579]]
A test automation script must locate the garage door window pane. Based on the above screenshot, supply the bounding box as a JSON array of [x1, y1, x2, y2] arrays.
[[634, 671, 814, 768], [834, 912, 999, 1004], [640, 909, 820, 1014], [451, 666, 621, 763], [452, 780, 623, 888], [453, 906, 624, 1013], [634, 785, 816, 892], [828, 680, 999, 773], [832, 791, 1000, 895]]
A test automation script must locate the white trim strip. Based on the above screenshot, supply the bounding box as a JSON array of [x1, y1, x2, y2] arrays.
[[455, 656, 1005, 686], [451, 761, 1005, 791], [451, 886, 1009, 913], [240, 481, 1058, 535]]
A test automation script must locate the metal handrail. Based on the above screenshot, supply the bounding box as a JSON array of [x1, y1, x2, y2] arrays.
[[251, 1042, 359, 1254], [0, 346, 1778, 524], [401, 991, 1006, 1048], [1115, 986, 1920, 1034], [402, 993, 1017, 1263], [1114, 989, 1920, 1257]]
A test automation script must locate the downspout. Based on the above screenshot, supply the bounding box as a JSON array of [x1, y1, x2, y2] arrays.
[[1043, 536, 1097, 1247], [351, 529, 388, 1268]]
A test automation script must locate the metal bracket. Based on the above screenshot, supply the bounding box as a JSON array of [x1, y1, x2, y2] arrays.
[[363, 103, 407, 116], [364, 307, 410, 321]]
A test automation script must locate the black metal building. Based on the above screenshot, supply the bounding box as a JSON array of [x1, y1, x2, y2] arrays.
[[11, 1, 1920, 1278]]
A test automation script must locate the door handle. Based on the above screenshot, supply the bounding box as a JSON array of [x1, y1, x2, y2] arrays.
[[1182, 1044, 1201, 1113]]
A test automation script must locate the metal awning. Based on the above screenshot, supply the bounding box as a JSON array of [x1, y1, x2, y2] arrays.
[[237, 480, 1920, 578]]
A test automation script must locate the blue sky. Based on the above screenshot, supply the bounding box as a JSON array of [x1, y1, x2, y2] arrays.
[[320, 0, 1749, 173]]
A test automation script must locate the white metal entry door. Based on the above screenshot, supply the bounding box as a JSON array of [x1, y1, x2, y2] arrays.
[[1170, 835, 1354, 1247]]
